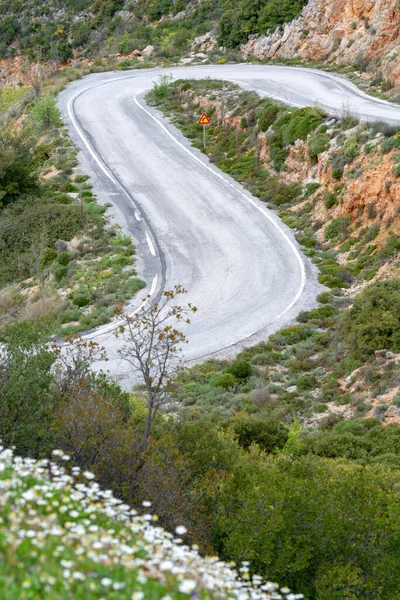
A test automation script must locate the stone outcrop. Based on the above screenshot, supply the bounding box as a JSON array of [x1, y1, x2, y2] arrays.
[[242, 0, 400, 86]]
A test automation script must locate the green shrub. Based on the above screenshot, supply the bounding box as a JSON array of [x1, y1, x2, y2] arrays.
[[54, 265, 68, 283], [41, 248, 57, 268], [56, 251, 70, 266], [227, 359, 252, 379], [317, 291, 332, 304], [297, 305, 335, 324], [258, 105, 280, 131], [324, 217, 350, 242], [229, 416, 288, 452], [308, 133, 330, 160], [151, 74, 173, 100], [324, 192, 337, 209], [287, 108, 325, 142], [72, 292, 90, 307], [332, 167, 344, 180], [341, 279, 400, 359], [0, 138, 38, 207], [211, 372, 236, 389], [381, 135, 400, 154], [30, 96, 62, 129]]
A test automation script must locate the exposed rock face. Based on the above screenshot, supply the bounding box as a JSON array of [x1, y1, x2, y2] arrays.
[[141, 45, 155, 57], [242, 0, 400, 85], [193, 32, 216, 53]]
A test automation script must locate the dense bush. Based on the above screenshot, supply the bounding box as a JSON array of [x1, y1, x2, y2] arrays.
[[229, 416, 288, 452], [217, 0, 307, 47], [331, 167, 344, 180], [258, 104, 280, 131], [72, 292, 90, 307], [0, 138, 38, 207], [0, 199, 82, 285], [211, 372, 236, 389], [308, 132, 330, 160], [209, 452, 400, 599], [324, 217, 350, 242], [340, 279, 400, 359], [226, 359, 252, 379], [30, 95, 62, 129], [269, 107, 325, 170]]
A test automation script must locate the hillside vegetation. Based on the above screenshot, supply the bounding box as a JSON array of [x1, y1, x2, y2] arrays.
[[148, 78, 400, 442], [0, 444, 302, 600], [0, 85, 145, 335], [1, 2, 400, 599], [0, 0, 306, 63]]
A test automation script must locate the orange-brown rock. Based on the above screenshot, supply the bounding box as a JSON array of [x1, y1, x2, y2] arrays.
[[242, 0, 400, 86]]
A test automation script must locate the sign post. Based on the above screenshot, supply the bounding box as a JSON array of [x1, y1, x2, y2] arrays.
[[197, 113, 211, 149]]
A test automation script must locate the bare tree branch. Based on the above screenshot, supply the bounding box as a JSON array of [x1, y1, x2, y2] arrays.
[[115, 285, 196, 456]]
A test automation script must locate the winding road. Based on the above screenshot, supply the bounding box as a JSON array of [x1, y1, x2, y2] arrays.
[[58, 65, 400, 387]]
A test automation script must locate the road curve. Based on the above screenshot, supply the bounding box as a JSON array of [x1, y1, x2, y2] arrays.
[[58, 65, 400, 387]]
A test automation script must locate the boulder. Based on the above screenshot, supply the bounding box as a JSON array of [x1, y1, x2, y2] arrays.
[[141, 45, 155, 57]]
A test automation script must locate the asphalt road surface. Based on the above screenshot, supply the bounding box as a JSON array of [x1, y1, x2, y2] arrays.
[[58, 65, 400, 387]]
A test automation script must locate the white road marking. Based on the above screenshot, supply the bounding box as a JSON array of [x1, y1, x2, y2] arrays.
[[149, 272, 158, 296], [66, 90, 161, 340], [67, 95, 119, 186], [146, 232, 156, 256], [134, 95, 306, 324]]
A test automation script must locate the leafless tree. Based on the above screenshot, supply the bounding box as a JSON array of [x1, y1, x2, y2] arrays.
[[116, 285, 197, 455], [22, 57, 47, 97]]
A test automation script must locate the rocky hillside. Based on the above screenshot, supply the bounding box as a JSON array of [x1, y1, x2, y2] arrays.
[[243, 0, 400, 90], [149, 79, 400, 427], [3, 0, 400, 95]]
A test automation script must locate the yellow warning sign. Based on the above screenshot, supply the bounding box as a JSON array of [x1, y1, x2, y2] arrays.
[[197, 113, 211, 125]]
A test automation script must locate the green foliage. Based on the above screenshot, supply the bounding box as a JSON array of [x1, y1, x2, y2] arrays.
[[340, 279, 400, 359], [72, 292, 90, 307], [270, 107, 325, 170], [0, 323, 57, 456], [217, 0, 308, 47], [30, 96, 62, 129], [331, 167, 344, 180], [211, 372, 236, 389], [0, 85, 30, 114], [324, 217, 350, 242], [258, 104, 280, 131], [0, 137, 38, 207], [261, 180, 301, 206], [151, 74, 173, 100], [226, 359, 252, 379], [324, 191, 337, 209], [0, 199, 82, 286], [56, 251, 70, 266], [308, 132, 330, 160], [208, 452, 400, 598], [229, 416, 288, 452], [381, 134, 400, 154]]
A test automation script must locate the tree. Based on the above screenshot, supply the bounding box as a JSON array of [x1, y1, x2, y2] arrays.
[[0, 322, 57, 456], [116, 285, 196, 455], [52, 334, 108, 395], [22, 58, 47, 98]]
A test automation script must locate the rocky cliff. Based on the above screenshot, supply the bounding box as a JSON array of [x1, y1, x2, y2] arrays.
[[242, 0, 400, 87]]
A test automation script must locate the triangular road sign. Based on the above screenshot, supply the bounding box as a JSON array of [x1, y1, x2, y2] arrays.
[[198, 113, 211, 125]]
